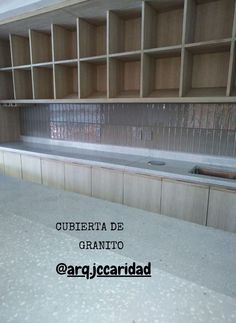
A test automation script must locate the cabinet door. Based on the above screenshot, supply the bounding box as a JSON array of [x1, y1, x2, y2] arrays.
[[65, 162, 91, 196], [92, 167, 123, 204], [21, 155, 42, 184], [41, 159, 64, 189], [161, 179, 209, 225], [4, 151, 22, 179], [207, 188, 236, 233], [124, 173, 161, 213], [0, 151, 4, 173]]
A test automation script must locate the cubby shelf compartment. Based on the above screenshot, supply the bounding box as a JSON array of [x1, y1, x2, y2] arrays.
[[13, 68, 33, 99], [143, 1, 184, 49], [186, 0, 235, 43], [10, 35, 31, 66], [0, 39, 11, 68], [109, 10, 141, 54], [33, 66, 54, 99], [30, 30, 52, 64], [143, 49, 181, 97], [0, 71, 14, 99], [109, 53, 141, 98], [80, 57, 107, 98], [184, 45, 231, 97], [79, 18, 106, 58], [52, 25, 77, 61], [54, 62, 78, 99]]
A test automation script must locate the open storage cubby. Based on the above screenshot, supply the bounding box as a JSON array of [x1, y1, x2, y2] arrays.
[[184, 45, 231, 97], [30, 30, 52, 64], [13, 68, 33, 99], [109, 10, 141, 54], [143, 49, 181, 97], [52, 25, 77, 61], [186, 0, 235, 44], [55, 62, 78, 99], [109, 54, 141, 97], [10, 35, 31, 66], [80, 58, 107, 98], [0, 71, 14, 99], [33, 66, 54, 99], [0, 39, 12, 68], [79, 18, 106, 58], [143, 1, 184, 49]]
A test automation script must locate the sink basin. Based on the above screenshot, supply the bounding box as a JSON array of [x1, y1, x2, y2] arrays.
[[191, 166, 236, 180]]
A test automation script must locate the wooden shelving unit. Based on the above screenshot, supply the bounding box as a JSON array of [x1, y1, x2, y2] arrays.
[[32, 66, 54, 99], [80, 57, 107, 98], [143, 49, 181, 97], [143, 1, 184, 49], [0, 0, 236, 103], [13, 68, 33, 99], [52, 25, 77, 61], [0, 39, 11, 68], [183, 43, 231, 97], [109, 53, 141, 98], [55, 62, 78, 99], [186, 0, 235, 43], [30, 30, 52, 64], [109, 10, 142, 54], [79, 19, 106, 58], [0, 71, 14, 99]]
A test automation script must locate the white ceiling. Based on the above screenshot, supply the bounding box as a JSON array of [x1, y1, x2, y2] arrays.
[[0, 0, 142, 38], [0, 0, 66, 17]]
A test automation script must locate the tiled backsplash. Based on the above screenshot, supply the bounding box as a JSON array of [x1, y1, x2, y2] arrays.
[[20, 103, 236, 157]]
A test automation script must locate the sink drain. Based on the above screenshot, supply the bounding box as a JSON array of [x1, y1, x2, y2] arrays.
[[148, 160, 166, 166]]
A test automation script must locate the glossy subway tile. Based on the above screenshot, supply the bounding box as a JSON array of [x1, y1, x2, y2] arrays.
[[19, 103, 236, 157]]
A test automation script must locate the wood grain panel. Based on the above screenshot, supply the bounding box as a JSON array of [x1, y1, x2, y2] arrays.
[[30, 30, 52, 64], [92, 167, 123, 203], [0, 151, 4, 173], [42, 159, 64, 189], [4, 152, 22, 179], [207, 188, 236, 233], [21, 155, 42, 184], [161, 179, 209, 225], [65, 162, 91, 195], [194, 0, 235, 42], [10, 34, 30, 66], [124, 173, 161, 213]]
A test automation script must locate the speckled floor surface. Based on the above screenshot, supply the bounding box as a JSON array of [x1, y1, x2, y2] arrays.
[[0, 175, 236, 322]]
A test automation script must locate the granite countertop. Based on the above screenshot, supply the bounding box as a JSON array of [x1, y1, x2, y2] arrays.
[[0, 175, 236, 322], [0, 141, 236, 189]]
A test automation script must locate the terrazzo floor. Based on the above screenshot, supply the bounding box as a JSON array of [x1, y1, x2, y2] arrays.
[[0, 175, 236, 323]]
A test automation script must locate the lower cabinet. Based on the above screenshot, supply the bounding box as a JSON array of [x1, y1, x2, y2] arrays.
[[161, 179, 209, 225], [41, 159, 65, 189], [124, 173, 161, 213], [65, 162, 92, 196], [21, 155, 42, 184], [0, 151, 4, 173], [92, 167, 123, 203], [1, 148, 236, 234], [3, 151, 22, 179], [207, 188, 236, 233]]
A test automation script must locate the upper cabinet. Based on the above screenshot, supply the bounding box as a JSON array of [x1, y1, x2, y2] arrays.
[[0, 0, 236, 103]]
